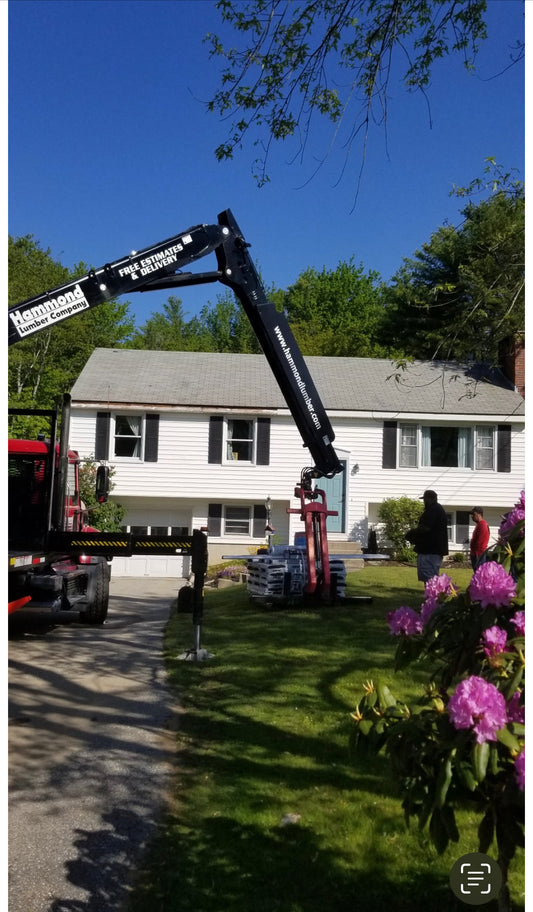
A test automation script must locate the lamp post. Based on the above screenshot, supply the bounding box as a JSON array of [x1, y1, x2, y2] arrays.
[[265, 495, 274, 551]]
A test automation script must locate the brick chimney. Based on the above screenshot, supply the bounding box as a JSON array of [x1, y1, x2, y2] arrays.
[[499, 335, 525, 398]]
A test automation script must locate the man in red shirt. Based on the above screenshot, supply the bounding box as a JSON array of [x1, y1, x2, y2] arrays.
[[469, 507, 490, 570]]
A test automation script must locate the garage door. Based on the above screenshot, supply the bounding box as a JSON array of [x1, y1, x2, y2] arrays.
[[110, 554, 190, 578]]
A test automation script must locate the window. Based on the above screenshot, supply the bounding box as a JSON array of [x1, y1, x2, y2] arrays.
[[114, 415, 142, 457], [386, 422, 502, 471], [95, 412, 159, 462], [208, 416, 270, 465], [121, 523, 189, 536], [421, 426, 472, 468], [399, 424, 417, 467], [448, 511, 470, 546], [208, 503, 267, 537], [224, 505, 251, 535], [226, 419, 254, 461], [66, 462, 78, 498], [475, 426, 495, 470]]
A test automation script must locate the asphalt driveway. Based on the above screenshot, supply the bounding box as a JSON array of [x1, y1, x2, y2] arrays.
[[8, 577, 187, 912]]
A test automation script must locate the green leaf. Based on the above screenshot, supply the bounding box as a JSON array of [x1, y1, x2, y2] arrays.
[[496, 726, 521, 752], [376, 682, 397, 709], [435, 752, 454, 809], [472, 741, 489, 783], [457, 760, 477, 792]]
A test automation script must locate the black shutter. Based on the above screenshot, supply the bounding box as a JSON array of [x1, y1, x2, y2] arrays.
[[144, 413, 159, 462], [208, 503, 222, 536], [208, 416, 223, 464], [497, 425, 511, 473], [253, 504, 267, 537], [95, 412, 110, 461], [382, 421, 397, 469], [256, 418, 271, 465]]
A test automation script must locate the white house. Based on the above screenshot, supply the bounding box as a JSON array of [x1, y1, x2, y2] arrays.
[[69, 348, 525, 577]]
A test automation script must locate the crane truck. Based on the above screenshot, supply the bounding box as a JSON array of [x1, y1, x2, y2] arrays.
[[8, 209, 344, 625]]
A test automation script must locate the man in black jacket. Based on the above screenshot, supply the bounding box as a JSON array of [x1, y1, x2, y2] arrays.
[[406, 490, 449, 582]]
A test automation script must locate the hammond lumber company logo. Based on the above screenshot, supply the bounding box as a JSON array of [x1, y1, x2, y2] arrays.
[[9, 283, 90, 338]]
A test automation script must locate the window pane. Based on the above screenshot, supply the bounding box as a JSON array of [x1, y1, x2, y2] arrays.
[[115, 436, 140, 457], [171, 526, 189, 536], [66, 463, 77, 497], [225, 506, 250, 535], [150, 526, 169, 536], [116, 415, 140, 436], [227, 419, 254, 461], [399, 424, 417, 467], [475, 426, 494, 470], [226, 439, 253, 460], [430, 427, 459, 467], [114, 414, 141, 457], [456, 511, 470, 545]]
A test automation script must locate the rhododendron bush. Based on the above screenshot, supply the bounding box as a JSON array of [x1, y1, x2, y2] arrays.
[[350, 493, 524, 908]]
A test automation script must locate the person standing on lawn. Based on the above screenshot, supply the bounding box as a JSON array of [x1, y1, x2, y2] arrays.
[[469, 506, 490, 570], [406, 490, 449, 582]]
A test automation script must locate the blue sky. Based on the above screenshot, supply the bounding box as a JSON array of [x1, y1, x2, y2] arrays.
[[8, 0, 525, 329]]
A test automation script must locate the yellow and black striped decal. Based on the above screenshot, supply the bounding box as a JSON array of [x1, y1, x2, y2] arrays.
[[131, 535, 193, 555]]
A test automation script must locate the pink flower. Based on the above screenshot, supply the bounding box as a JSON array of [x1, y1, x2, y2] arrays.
[[507, 691, 525, 724], [424, 573, 457, 601], [469, 562, 517, 609], [481, 626, 508, 657], [420, 574, 457, 627], [514, 749, 525, 791], [448, 675, 507, 744], [420, 598, 438, 626], [499, 491, 525, 540], [387, 606, 423, 636], [510, 611, 525, 637]]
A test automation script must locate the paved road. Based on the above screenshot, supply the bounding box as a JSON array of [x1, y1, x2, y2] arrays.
[[8, 577, 187, 912]]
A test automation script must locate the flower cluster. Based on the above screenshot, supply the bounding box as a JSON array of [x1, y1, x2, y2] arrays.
[[469, 560, 517, 608], [510, 611, 525, 636], [448, 675, 507, 744], [387, 571, 458, 635], [481, 625, 507, 658], [386, 605, 422, 636], [499, 490, 525, 540]]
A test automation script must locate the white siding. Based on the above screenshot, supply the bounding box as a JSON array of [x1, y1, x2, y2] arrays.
[[70, 406, 525, 574]]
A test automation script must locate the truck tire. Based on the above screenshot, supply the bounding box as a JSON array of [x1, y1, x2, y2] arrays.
[[80, 560, 109, 624]]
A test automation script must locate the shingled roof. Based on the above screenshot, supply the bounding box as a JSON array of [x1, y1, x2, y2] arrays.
[[70, 349, 524, 417]]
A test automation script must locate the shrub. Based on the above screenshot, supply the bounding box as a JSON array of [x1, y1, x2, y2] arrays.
[[377, 496, 424, 558], [79, 456, 126, 532], [450, 551, 467, 564], [351, 492, 525, 911]]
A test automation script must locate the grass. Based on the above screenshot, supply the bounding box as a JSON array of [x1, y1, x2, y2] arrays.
[[127, 565, 525, 912]]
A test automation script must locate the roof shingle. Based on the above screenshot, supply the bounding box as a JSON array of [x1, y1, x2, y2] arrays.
[[70, 349, 525, 416]]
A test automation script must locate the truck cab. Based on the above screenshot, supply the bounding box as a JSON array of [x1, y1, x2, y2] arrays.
[[8, 439, 85, 552]]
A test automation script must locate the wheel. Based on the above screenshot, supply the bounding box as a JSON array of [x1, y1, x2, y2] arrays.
[[80, 560, 109, 624]]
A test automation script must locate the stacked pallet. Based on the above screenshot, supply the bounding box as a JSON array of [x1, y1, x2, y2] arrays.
[[246, 546, 346, 601]]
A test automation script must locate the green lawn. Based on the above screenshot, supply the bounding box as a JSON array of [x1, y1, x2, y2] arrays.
[[127, 565, 524, 912]]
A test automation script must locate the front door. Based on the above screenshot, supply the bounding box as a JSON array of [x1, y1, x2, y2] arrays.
[[319, 460, 346, 533]]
